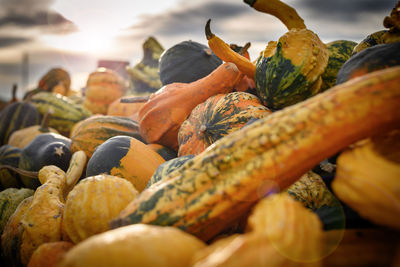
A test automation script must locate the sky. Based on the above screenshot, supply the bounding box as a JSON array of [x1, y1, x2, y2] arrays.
[[0, 0, 396, 100]]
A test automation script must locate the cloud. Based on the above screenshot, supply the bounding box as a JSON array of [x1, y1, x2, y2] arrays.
[[0, 36, 30, 47]]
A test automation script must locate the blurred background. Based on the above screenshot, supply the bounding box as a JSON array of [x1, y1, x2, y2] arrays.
[[0, 0, 396, 100]]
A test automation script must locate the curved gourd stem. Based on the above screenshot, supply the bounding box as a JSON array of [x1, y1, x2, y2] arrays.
[[120, 95, 150, 103], [64, 150, 87, 197], [383, 1, 400, 32], [0, 165, 38, 178], [243, 0, 306, 30], [205, 19, 256, 79]]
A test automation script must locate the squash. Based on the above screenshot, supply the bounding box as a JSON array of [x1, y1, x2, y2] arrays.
[[0, 145, 23, 189], [336, 42, 400, 85], [8, 109, 59, 149], [27, 241, 74, 267], [18, 133, 72, 189], [126, 36, 164, 94], [159, 40, 222, 85], [83, 68, 126, 115], [86, 135, 165, 192], [106, 94, 145, 121], [332, 130, 400, 230], [124, 62, 242, 150], [30, 91, 92, 136], [0, 188, 34, 236], [37, 68, 71, 96], [147, 143, 177, 161], [320, 40, 357, 91], [110, 67, 400, 241], [0, 97, 41, 146], [70, 115, 144, 159], [59, 224, 206, 267], [62, 174, 139, 244], [146, 155, 194, 188], [178, 92, 271, 156]]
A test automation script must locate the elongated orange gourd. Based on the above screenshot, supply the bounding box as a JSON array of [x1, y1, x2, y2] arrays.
[[111, 67, 400, 241], [205, 20, 256, 79]]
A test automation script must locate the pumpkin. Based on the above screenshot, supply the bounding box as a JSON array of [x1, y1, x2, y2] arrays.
[[178, 92, 271, 156], [126, 36, 164, 94], [0, 98, 41, 146], [86, 135, 165, 192], [110, 67, 400, 241], [0, 145, 23, 189], [70, 115, 144, 159], [18, 133, 72, 189], [0, 188, 34, 236], [106, 94, 146, 121], [59, 224, 206, 267], [336, 42, 400, 85], [159, 40, 222, 85], [124, 62, 242, 150], [146, 154, 194, 188], [147, 143, 177, 161], [83, 68, 126, 115], [8, 109, 59, 149], [332, 130, 400, 230], [37, 68, 71, 96], [62, 174, 139, 244], [320, 40, 357, 91], [27, 241, 74, 267], [30, 91, 92, 136]]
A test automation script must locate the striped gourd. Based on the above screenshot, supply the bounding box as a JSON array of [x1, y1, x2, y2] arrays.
[[30, 91, 92, 136], [70, 115, 144, 158], [110, 67, 400, 241], [0, 145, 23, 189], [320, 40, 357, 91], [178, 92, 271, 156], [0, 101, 41, 146]]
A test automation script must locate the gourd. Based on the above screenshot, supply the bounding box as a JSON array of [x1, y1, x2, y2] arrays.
[[62, 174, 139, 244], [8, 109, 59, 149], [70, 115, 144, 159], [1, 151, 86, 265], [0, 97, 41, 146], [106, 94, 146, 121], [320, 40, 357, 91], [37, 68, 71, 96], [159, 40, 222, 85], [30, 91, 92, 136], [178, 92, 271, 156], [110, 67, 400, 241], [0, 145, 23, 189], [332, 130, 400, 230], [147, 143, 177, 161], [18, 133, 72, 189], [336, 42, 400, 85], [86, 135, 165, 192], [83, 68, 126, 115], [126, 36, 164, 94], [123, 62, 242, 150], [27, 241, 74, 267], [0, 188, 34, 236], [352, 1, 400, 54], [192, 194, 323, 266], [146, 155, 194, 188], [59, 224, 206, 267]]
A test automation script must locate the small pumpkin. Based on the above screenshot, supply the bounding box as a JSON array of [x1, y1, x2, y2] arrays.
[[147, 143, 177, 161], [336, 42, 400, 85], [70, 115, 144, 159], [159, 40, 222, 85], [27, 241, 74, 267], [0, 145, 23, 189], [62, 174, 139, 244], [126, 36, 164, 94], [178, 92, 271, 156], [86, 135, 165, 192], [59, 224, 206, 267], [18, 133, 72, 189], [84, 68, 126, 115], [38, 68, 71, 96], [106, 94, 146, 121], [125, 62, 242, 150]]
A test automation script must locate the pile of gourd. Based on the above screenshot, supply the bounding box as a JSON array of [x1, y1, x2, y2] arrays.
[[0, 0, 400, 266]]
